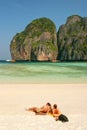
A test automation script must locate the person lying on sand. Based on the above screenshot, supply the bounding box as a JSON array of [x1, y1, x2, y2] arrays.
[[26, 102, 52, 115], [52, 104, 69, 122], [52, 104, 61, 120]]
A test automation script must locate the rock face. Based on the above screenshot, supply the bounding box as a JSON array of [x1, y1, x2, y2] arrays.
[[57, 15, 87, 61], [10, 18, 58, 61]]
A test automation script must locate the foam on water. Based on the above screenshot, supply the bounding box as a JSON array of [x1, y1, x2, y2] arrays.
[[0, 62, 87, 83]]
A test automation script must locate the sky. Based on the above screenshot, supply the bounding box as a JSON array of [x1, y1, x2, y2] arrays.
[[0, 0, 87, 60]]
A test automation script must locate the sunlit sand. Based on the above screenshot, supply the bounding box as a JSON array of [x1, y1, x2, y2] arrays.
[[0, 84, 87, 130]]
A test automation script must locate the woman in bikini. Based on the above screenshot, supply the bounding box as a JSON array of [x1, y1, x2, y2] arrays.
[[26, 102, 52, 115]]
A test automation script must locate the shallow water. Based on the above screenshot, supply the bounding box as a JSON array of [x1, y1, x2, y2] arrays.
[[0, 61, 87, 83]]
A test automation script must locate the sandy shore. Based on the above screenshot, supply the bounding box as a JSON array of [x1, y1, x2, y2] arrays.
[[0, 84, 87, 130]]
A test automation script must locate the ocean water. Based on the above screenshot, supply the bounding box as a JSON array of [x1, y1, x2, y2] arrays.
[[0, 61, 87, 84]]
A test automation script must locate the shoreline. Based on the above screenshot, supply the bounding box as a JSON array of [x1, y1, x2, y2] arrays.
[[0, 61, 87, 84]]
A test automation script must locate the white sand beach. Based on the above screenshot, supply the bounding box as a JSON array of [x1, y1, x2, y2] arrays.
[[0, 84, 87, 130]]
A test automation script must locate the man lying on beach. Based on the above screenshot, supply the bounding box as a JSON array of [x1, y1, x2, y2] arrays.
[[52, 104, 61, 120], [52, 104, 69, 122], [26, 102, 52, 115]]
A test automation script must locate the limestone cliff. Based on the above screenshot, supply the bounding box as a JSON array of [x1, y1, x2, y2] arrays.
[[10, 18, 58, 61], [57, 15, 87, 61]]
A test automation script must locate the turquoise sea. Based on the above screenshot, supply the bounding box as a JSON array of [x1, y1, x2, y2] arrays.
[[0, 61, 87, 84]]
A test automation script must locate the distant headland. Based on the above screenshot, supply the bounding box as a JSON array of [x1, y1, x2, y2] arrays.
[[10, 15, 87, 62]]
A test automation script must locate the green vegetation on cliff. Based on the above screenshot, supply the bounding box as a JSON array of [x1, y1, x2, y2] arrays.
[[25, 18, 56, 35], [10, 15, 87, 61], [10, 17, 58, 61], [57, 15, 87, 61]]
